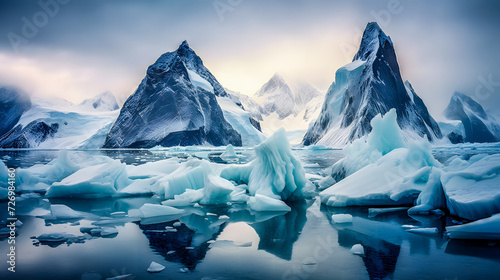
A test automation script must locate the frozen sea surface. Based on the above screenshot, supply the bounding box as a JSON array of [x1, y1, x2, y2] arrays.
[[1, 146, 499, 280]]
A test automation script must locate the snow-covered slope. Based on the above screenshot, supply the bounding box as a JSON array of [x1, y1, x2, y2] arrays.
[[216, 96, 265, 146], [443, 92, 500, 143], [303, 22, 442, 147], [79, 91, 119, 111], [0, 97, 119, 149], [103, 41, 242, 148], [0, 86, 32, 138], [232, 75, 324, 143]]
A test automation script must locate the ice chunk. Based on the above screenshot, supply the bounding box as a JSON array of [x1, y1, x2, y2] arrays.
[[329, 109, 407, 183], [321, 148, 439, 207], [173, 221, 182, 227], [440, 154, 500, 220], [100, 227, 119, 237], [17, 150, 80, 191], [221, 128, 313, 201], [140, 203, 185, 218], [331, 214, 353, 224], [162, 189, 204, 207], [155, 159, 235, 205], [221, 144, 238, 159], [46, 204, 85, 220], [350, 244, 364, 255], [446, 214, 500, 239], [247, 194, 291, 212], [47, 159, 130, 198], [147, 261, 165, 273], [118, 178, 157, 197]]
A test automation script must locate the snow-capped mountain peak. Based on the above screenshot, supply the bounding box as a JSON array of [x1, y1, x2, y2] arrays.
[[303, 22, 442, 147], [79, 92, 119, 111], [353, 22, 393, 62]]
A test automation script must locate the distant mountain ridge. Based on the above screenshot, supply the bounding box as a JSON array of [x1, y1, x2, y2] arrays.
[[443, 91, 500, 143]]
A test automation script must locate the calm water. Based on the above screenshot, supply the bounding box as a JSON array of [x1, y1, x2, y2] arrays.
[[1, 146, 500, 280]]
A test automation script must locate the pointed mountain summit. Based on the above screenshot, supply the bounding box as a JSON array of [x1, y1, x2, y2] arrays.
[[79, 92, 119, 111], [443, 92, 500, 143], [255, 73, 296, 119], [102, 41, 242, 148], [303, 22, 442, 146]]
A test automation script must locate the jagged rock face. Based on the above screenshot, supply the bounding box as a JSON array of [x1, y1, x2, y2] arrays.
[[303, 22, 442, 147], [444, 92, 500, 143], [102, 41, 242, 148], [0, 121, 58, 148], [0, 86, 32, 138]]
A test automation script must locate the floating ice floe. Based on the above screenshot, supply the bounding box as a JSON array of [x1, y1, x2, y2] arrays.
[[350, 244, 364, 255], [147, 261, 165, 273], [446, 213, 500, 240], [140, 203, 185, 218], [331, 214, 353, 224], [46, 159, 130, 198], [16, 150, 80, 192]]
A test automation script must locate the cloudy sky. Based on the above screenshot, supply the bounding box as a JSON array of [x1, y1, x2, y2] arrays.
[[1, 0, 500, 118]]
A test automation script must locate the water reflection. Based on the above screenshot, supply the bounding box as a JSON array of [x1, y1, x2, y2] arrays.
[[249, 200, 309, 260], [323, 206, 450, 280]]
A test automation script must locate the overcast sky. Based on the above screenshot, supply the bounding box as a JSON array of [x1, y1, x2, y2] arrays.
[[1, 0, 500, 118]]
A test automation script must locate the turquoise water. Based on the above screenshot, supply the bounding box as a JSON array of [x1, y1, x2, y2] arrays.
[[1, 147, 499, 280]]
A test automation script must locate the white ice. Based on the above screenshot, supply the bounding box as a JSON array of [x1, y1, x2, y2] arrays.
[[221, 128, 313, 201], [446, 213, 500, 240], [350, 244, 364, 255], [46, 159, 130, 198], [320, 110, 440, 207], [247, 194, 291, 212], [331, 214, 353, 224], [147, 261, 165, 273], [140, 203, 185, 218]]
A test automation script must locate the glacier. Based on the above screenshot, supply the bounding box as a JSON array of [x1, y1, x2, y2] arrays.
[[0, 94, 119, 149], [303, 22, 442, 147]]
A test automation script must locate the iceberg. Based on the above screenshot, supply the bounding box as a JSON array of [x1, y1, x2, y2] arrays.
[[320, 110, 440, 207], [446, 213, 500, 240], [17, 150, 80, 192], [154, 159, 235, 204], [329, 108, 406, 182], [221, 128, 313, 201], [46, 159, 130, 198], [140, 203, 185, 218]]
